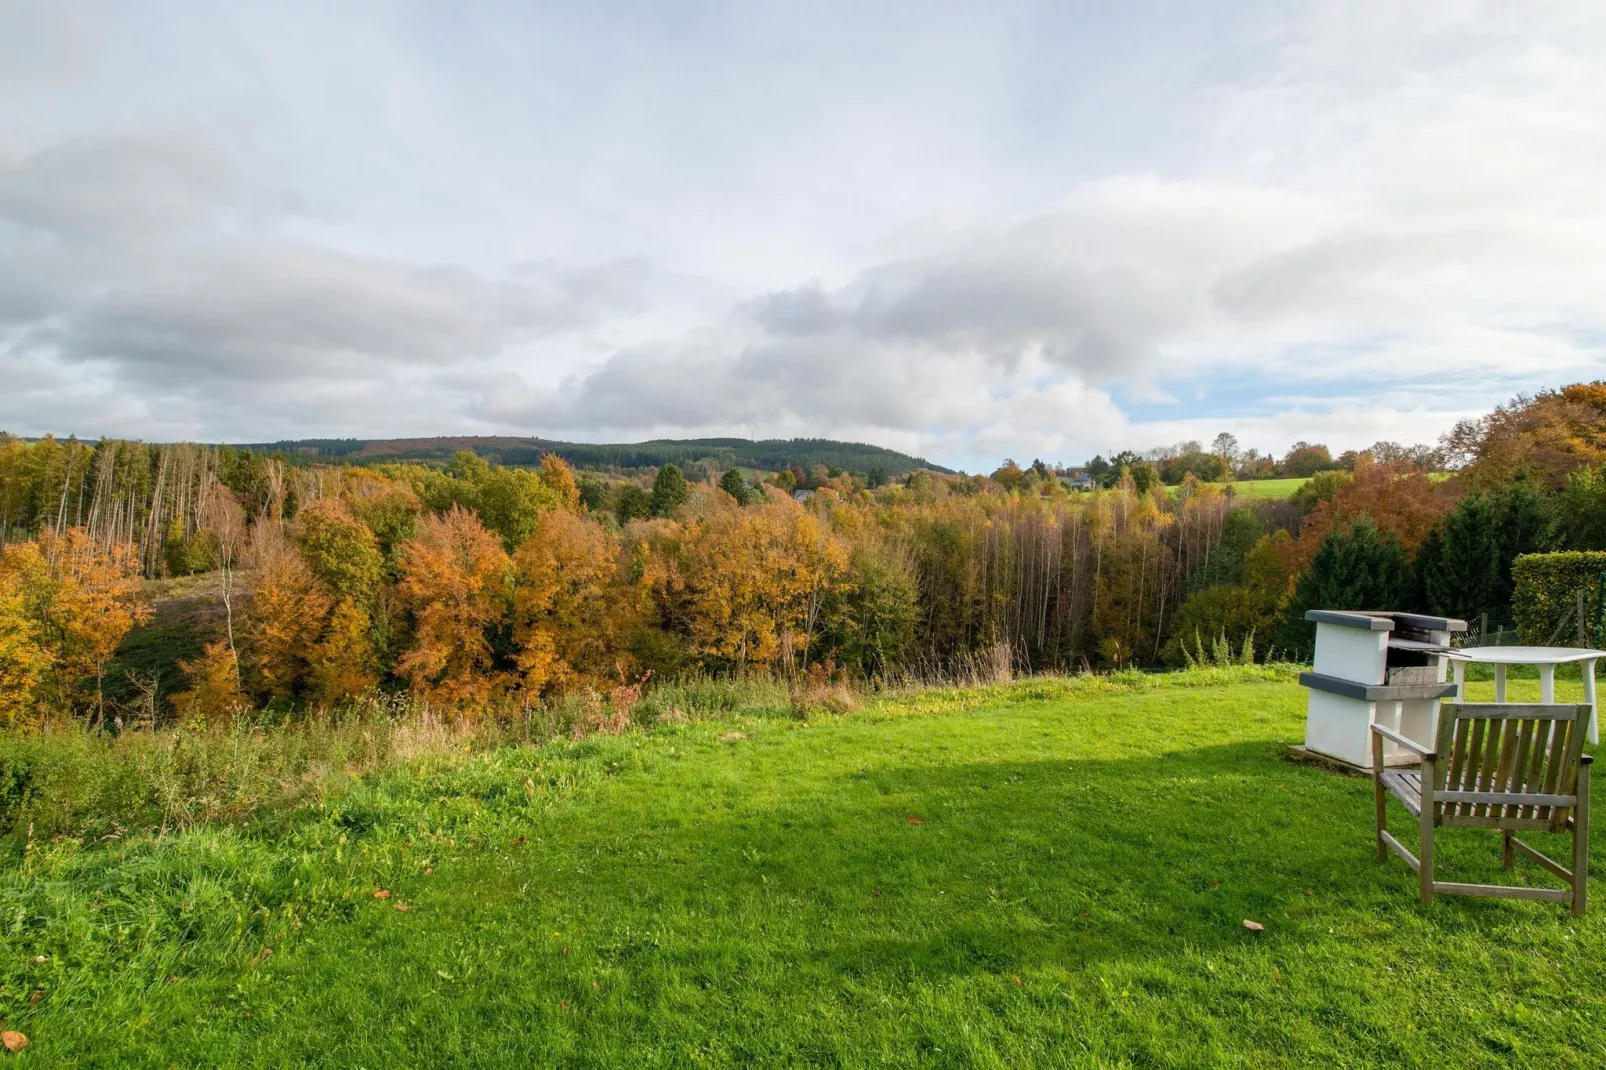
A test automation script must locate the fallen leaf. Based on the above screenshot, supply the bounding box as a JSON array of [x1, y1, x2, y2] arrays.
[[250, 947, 273, 965], [905, 815, 925, 825], [562, 946, 569, 955], [559, 1000, 568, 1012], [512, 836, 527, 847], [1243, 920, 1265, 932], [372, 889, 392, 900], [592, 980, 600, 989], [720, 732, 747, 741], [1, 1031, 27, 1053], [1304, 888, 1315, 896], [424, 867, 433, 875], [27, 990, 42, 1005], [437, 970, 453, 980], [872, 889, 882, 898], [1078, 910, 1091, 918], [1012, 975, 1023, 988], [31, 956, 46, 965], [394, 903, 412, 912]]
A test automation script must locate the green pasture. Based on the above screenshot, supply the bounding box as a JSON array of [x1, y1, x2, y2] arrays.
[[3, 668, 1602, 1066]]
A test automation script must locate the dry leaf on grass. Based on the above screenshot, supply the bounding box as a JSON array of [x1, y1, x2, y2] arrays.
[[249, 947, 273, 965], [372, 889, 392, 899], [720, 732, 747, 741], [905, 815, 925, 825], [2, 1031, 28, 1053], [394, 903, 413, 912], [27, 990, 42, 1005], [1243, 920, 1265, 932]]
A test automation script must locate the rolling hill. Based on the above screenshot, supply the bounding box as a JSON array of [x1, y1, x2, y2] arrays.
[[245, 436, 953, 476]]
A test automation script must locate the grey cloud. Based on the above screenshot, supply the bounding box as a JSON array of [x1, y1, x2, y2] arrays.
[[0, 129, 670, 404]]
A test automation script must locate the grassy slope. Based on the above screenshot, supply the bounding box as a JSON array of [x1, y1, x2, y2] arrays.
[[7, 671, 1605, 1067]]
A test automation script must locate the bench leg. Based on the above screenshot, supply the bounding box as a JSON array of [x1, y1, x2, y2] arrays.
[[1502, 831, 1514, 870], [1373, 731, 1387, 861], [1574, 761, 1590, 918], [1420, 756, 1436, 904]]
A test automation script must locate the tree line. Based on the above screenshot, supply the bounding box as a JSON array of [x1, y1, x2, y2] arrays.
[[4, 381, 1606, 726]]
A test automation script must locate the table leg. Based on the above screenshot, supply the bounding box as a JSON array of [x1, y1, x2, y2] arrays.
[[1453, 660, 1466, 701], [1586, 660, 1599, 746], [1495, 663, 1507, 702], [1540, 664, 1556, 704]]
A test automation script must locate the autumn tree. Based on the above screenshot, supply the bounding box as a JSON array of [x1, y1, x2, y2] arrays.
[[538, 453, 582, 511], [245, 540, 332, 705], [4, 530, 150, 719], [1280, 441, 1334, 478], [511, 510, 632, 697], [0, 563, 47, 726], [171, 640, 247, 725], [1292, 461, 1456, 571], [675, 501, 849, 672], [1456, 382, 1606, 489], [295, 498, 384, 604], [395, 505, 513, 709]]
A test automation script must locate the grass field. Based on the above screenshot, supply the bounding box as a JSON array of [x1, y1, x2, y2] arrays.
[[4, 668, 1604, 1066]]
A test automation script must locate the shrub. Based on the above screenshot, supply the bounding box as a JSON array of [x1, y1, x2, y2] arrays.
[[1512, 551, 1606, 645]]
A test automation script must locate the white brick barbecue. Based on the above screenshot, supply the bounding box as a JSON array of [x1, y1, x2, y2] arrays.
[[1299, 610, 1465, 770]]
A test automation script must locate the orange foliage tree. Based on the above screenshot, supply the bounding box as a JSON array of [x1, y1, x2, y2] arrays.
[[245, 536, 332, 705], [1293, 461, 1457, 570], [395, 505, 513, 709], [512, 510, 633, 697], [1456, 381, 1606, 489], [539, 453, 582, 511]]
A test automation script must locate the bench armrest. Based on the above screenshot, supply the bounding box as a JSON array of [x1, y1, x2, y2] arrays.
[[1370, 722, 1437, 760]]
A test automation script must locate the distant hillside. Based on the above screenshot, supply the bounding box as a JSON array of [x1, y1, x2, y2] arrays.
[[246, 436, 953, 476]]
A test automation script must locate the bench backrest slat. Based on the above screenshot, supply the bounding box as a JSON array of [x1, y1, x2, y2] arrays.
[[1433, 703, 1591, 828]]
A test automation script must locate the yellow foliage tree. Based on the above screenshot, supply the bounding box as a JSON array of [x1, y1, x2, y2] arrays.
[[0, 564, 48, 726], [3, 530, 150, 719], [512, 510, 631, 697], [539, 453, 582, 511], [395, 505, 512, 709], [675, 501, 849, 672], [307, 596, 379, 705], [171, 639, 247, 726]]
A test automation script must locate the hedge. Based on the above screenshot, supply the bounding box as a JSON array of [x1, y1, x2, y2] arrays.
[[1512, 551, 1606, 645]]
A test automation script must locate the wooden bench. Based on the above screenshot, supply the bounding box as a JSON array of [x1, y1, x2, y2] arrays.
[[1373, 702, 1592, 915]]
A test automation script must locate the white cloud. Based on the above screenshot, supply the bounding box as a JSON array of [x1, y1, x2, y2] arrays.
[[0, 0, 1603, 471]]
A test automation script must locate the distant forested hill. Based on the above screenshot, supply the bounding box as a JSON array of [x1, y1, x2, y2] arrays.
[[246, 436, 952, 476]]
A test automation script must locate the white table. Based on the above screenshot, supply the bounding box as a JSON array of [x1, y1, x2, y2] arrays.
[[1446, 646, 1605, 744]]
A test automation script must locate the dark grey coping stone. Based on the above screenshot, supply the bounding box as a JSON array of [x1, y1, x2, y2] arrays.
[[1305, 610, 1393, 631], [1383, 611, 1468, 633], [1299, 671, 1460, 701]]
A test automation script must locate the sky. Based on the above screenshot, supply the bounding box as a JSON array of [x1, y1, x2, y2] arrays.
[[2, 0, 1604, 472]]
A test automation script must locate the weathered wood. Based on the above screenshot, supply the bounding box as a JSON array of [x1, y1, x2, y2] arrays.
[[1512, 836, 1573, 882], [1575, 759, 1591, 917], [1436, 790, 1577, 807], [1439, 703, 1580, 721], [1432, 882, 1572, 902], [1419, 754, 1436, 904], [1379, 830, 1419, 872], [1380, 771, 1422, 817], [1371, 702, 1592, 914]]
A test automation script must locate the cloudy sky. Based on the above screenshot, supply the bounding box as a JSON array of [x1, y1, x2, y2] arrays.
[[2, 1, 1603, 471]]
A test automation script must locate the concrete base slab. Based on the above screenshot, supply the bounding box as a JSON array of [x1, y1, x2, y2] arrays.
[[1284, 744, 1421, 777]]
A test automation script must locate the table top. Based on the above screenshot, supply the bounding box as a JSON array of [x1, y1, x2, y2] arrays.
[[1445, 645, 1606, 665]]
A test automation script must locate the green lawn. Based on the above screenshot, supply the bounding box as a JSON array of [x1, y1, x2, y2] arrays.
[[5, 669, 1605, 1066]]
